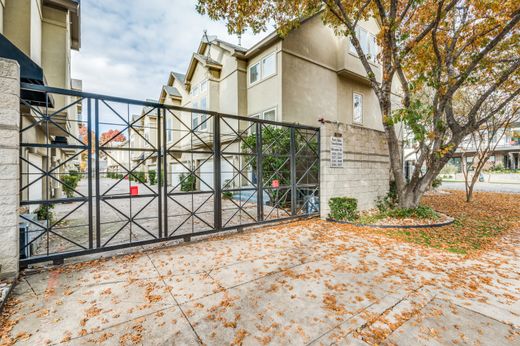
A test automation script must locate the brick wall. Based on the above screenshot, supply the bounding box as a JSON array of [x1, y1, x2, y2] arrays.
[[320, 121, 390, 218], [0, 58, 20, 278]]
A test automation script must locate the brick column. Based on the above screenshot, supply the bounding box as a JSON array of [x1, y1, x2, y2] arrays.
[[0, 58, 20, 278], [319, 121, 390, 219]]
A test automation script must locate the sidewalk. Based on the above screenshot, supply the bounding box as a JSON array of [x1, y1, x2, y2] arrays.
[[1, 219, 518, 345]]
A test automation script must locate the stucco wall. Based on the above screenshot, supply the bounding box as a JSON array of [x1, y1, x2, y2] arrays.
[[0, 0, 5, 34], [246, 42, 282, 120], [320, 121, 390, 216], [0, 58, 20, 278], [280, 14, 385, 131]]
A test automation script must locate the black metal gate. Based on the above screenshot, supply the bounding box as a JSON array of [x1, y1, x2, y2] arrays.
[[18, 83, 320, 265]]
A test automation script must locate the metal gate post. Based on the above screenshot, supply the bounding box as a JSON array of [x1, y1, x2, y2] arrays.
[[94, 99, 101, 248], [290, 127, 297, 216], [157, 108, 162, 238], [256, 122, 264, 222], [87, 98, 93, 249], [213, 114, 222, 230], [162, 108, 168, 237]]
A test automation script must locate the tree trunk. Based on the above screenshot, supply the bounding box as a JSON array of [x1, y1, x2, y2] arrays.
[[466, 185, 474, 202]]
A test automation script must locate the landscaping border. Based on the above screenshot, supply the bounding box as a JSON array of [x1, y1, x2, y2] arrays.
[[326, 213, 455, 229]]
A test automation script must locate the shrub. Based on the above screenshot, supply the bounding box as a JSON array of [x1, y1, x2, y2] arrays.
[[376, 180, 398, 212], [222, 191, 233, 200], [36, 204, 54, 221], [62, 171, 81, 198], [148, 170, 157, 185], [180, 173, 196, 191], [328, 197, 358, 221], [440, 163, 459, 175], [431, 177, 442, 189], [131, 171, 146, 184]]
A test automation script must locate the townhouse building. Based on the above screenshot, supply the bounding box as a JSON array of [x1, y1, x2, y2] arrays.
[[0, 0, 81, 210], [151, 14, 395, 205]]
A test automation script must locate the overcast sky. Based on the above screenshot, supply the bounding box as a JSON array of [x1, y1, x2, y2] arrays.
[[71, 0, 269, 102]]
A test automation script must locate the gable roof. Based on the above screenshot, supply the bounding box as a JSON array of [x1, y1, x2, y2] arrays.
[[163, 85, 182, 98], [171, 72, 185, 83], [185, 53, 223, 85]]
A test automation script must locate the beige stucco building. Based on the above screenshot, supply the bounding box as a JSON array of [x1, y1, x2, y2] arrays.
[[151, 14, 394, 208], [1, 0, 81, 210]]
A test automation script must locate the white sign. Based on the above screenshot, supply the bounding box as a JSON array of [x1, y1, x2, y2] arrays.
[[330, 135, 343, 168]]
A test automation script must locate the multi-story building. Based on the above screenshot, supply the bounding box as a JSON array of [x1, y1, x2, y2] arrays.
[[453, 123, 520, 171], [403, 122, 520, 178], [151, 14, 395, 201], [0, 0, 81, 209]]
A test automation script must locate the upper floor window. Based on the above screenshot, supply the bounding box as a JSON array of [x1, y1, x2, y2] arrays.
[[353, 93, 363, 124], [249, 63, 260, 84], [349, 27, 378, 63], [249, 52, 277, 85], [200, 80, 208, 93]]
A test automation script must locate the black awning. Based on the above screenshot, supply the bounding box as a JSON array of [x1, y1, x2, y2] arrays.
[[0, 33, 51, 106], [0, 33, 44, 84]]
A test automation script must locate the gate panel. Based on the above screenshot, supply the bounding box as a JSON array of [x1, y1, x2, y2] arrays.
[[19, 83, 320, 265]]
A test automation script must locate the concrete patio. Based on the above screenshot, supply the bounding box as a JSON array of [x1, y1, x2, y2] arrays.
[[1, 219, 519, 345]]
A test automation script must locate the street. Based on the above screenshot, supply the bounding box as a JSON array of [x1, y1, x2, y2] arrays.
[[441, 181, 520, 194]]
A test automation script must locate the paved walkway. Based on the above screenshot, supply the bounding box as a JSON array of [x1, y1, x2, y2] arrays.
[[1, 220, 519, 345]]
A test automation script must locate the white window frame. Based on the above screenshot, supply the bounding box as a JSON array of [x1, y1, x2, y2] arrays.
[[261, 53, 276, 79], [349, 27, 378, 63], [249, 62, 261, 85], [353, 92, 363, 125], [200, 80, 208, 93], [249, 52, 277, 86], [167, 118, 173, 143], [249, 107, 277, 133], [198, 97, 208, 131]]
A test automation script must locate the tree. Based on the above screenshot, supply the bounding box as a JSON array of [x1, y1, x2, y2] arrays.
[[459, 93, 519, 202], [197, 0, 520, 207], [78, 124, 95, 172], [100, 129, 126, 146]]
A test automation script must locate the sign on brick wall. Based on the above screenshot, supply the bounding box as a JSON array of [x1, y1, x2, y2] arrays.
[[330, 134, 343, 168]]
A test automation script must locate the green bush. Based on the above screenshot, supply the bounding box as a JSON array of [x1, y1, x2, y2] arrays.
[[328, 197, 358, 221], [130, 171, 146, 184], [222, 191, 233, 200], [431, 177, 443, 189], [376, 180, 398, 212], [62, 171, 81, 198], [148, 170, 157, 185], [36, 204, 54, 221], [180, 173, 196, 191]]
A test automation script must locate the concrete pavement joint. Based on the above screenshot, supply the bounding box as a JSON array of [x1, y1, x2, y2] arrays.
[[144, 250, 204, 345]]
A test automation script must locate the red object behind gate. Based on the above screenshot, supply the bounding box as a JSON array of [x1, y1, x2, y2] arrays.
[[130, 186, 139, 196]]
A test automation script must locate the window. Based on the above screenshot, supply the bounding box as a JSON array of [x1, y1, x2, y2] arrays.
[[249, 63, 260, 84], [262, 54, 276, 78], [199, 97, 207, 131], [192, 102, 198, 129], [353, 93, 363, 124], [192, 85, 199, 96], [263, 109, 276, 121], [200, 80, 207, 93], [167, 118, 173, 142], [250, 108, 277, 133], [349, 27, 378, 63], [249, 53, 277, 85]]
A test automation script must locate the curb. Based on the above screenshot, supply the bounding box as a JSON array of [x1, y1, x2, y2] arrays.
[[326, 214, 455, 229]]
